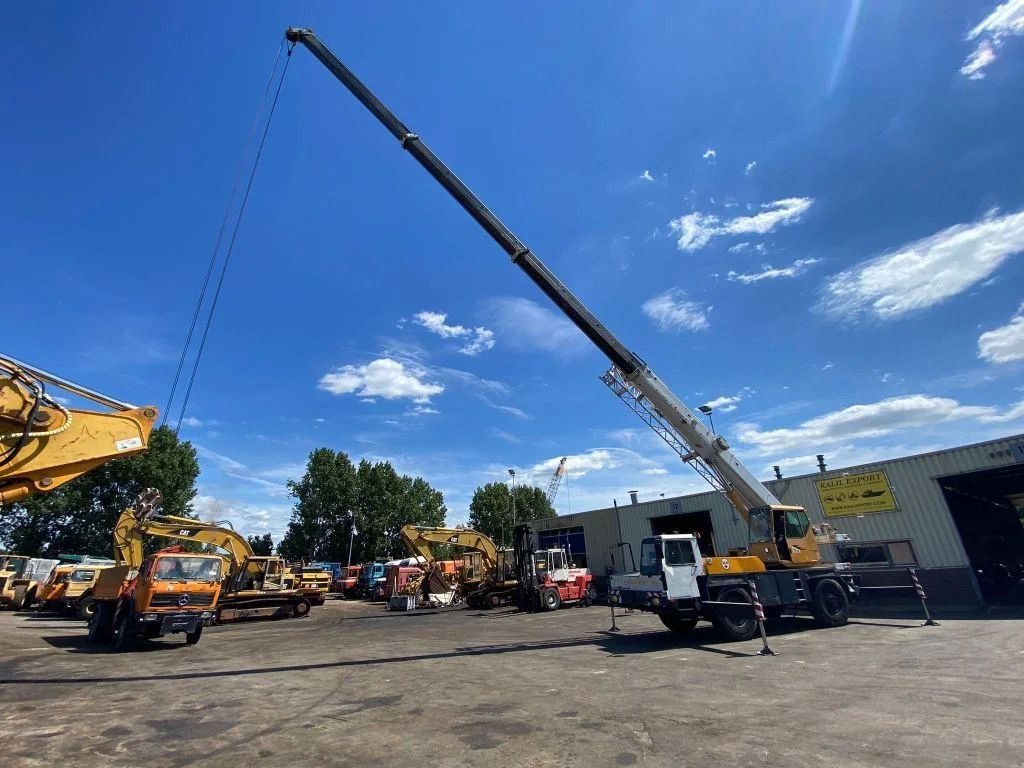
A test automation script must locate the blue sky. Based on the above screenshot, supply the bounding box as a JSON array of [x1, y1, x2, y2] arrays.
[[5, 3, 1024, 541]]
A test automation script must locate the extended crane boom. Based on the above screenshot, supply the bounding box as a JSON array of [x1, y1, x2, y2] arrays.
[[285, 28, 824, 569], [545, 458, 567, 506]]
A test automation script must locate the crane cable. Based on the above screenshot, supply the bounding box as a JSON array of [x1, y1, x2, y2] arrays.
[[165, 39, 294, 433]]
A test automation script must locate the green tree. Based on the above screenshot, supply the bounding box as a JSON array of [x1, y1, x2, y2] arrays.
[[277, 451, 448, 563], [0, 425, 200, 557], [278, 448, 357, 561], [247, 533, 274, 555], [467, 483, 555, 545]]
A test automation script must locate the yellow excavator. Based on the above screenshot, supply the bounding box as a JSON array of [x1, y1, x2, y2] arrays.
[[0, 355, 156, 505], [113, 494, 314, 621], [399, 525, 517, 608]]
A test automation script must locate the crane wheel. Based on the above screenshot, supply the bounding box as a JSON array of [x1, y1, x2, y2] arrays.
[[710, 586, 757, 641], [658, 611, 697, 635], [810, 578, 849, 628], [293, 599, 312, 618]]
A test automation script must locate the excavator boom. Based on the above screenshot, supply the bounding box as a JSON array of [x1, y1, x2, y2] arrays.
[[1, 355, 157, 505], [399, 525, 500, 573]]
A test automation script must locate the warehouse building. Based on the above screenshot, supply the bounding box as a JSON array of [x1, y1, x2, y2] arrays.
[[532, 434, 1024, 608]]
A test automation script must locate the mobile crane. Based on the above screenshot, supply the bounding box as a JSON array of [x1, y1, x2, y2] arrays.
[[111, 493, 314, 621], [284, 28, 856, 639], [0, 355, 156, 505], [545, 458, 567, 507]]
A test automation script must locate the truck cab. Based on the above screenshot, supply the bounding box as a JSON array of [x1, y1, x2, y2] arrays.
[[89, 550, 223, 650], [357, 562, 386, 599], [609, 535, 705, 610]]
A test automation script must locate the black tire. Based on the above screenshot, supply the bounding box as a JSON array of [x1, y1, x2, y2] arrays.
[[810, 578, 849, 628], [12, 585, 28, 611], [659, 611, 698, 635], [541, 588, 562, 611], [710, 585, 758, 642], [88, 602, 113, 644], [488, 592, 503, 609], [77, 596, 96, 621], [185, 625, 203, 645], [293, 599, 311, 618], [111, 607, 135, 652]]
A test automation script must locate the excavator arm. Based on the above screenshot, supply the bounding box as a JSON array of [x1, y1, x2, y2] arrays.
[[1, 355, 157, 505], [399, 525, 500, 573], [113, 490, 256, 568]]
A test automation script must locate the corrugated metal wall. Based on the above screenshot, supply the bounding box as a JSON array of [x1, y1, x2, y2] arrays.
[[529, 434, 1024, 591]]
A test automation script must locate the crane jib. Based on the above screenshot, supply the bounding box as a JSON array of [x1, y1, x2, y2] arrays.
[[284, 28, 642, 376]]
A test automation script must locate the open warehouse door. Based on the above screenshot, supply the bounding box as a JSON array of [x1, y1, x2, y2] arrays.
[[940, 464, 1024, 605]]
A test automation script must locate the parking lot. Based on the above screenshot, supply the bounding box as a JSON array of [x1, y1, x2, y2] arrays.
[[1, 600, 1021, 767]]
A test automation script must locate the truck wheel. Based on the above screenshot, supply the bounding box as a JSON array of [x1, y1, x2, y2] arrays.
[[542, 588, 562, 611], [77, 597, 96, 621], [488, 592, 503, 609], [810, 578, 849, 628], [710, 586, 758, 642], [293, 599, 311, 617], [12, 585, 28, 611], [112, 610, 135, 652], [185, 625, 203, 645], [88, 603, 112, 644], [659, 611, 698, 635]]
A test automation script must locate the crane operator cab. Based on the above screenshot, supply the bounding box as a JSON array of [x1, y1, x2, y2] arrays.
[[744, 505, 823, 568]]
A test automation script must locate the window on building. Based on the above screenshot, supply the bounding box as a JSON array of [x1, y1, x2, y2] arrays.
[[836, 540, 917, 568]]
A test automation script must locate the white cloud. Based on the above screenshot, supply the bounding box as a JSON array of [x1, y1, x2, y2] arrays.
[[727, 258, 820, 284], [881, 372, 892, 383], [314, 417, 326, 423], [180, 416, 204, 428], [702, 148, 717, 160], [669, 197, 813, 252], [642, 288, 711, 332], [820, 208, 1024, 322], [607, 428, 642, 445], [821, 362, 835, 371], [640, 169, 655, 182], [195, 447, 301, 497], [193, 495, 292, 541], [735, 394, 1024, 455], [406, 405, 440, 416], [490, 427, 522, 444], [318, 358, 444, 403], [702, 395, 741, 412], [412, 310, 496, 356], [642, 468, 669, 476], [728, 242, 751, 254], [745, 161, 757, 175], [483, 297, 587, 355], [961, 0, 1024, 79], [531, 449, 617, 478], [978, 304, 1024, 363]]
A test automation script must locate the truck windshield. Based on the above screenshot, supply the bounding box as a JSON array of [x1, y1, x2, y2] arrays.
[[70, 569, 96, 582], [639, 539, 663, 576], [153, 557, 221, 581]]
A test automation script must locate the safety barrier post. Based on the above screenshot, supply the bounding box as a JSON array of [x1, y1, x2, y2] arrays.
[[908, 568, 939, 626], [747, 579, 776, 656]]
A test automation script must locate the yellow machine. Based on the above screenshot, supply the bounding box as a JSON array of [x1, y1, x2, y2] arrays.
[[0, 355, 157, 505], [399, 525, 517, 607], [113, 493, 313, 621], [284, 565, 330, 605], [36, 563, 77, 611], [63, 563, 116, 619]]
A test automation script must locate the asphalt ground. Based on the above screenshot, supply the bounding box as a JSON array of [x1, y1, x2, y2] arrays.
[[0, 598, 1020, 767]]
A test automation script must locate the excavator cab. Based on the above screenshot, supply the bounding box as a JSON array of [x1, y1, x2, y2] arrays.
[[746, 505, 821, 567]]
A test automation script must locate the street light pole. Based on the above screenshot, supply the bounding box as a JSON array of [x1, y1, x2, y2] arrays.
[[346, 511, 356, 568], [508, 468, 517, 531], [698, 404, 716, 435]]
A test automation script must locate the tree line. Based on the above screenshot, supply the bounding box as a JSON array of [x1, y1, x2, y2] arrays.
[[1, 428, 559, 563]]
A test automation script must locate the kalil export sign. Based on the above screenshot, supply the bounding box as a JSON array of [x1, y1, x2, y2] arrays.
[[815, 470, 897, 518]]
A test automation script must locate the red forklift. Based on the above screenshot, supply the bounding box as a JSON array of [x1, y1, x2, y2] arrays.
[[514, 525, 595, 611]]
